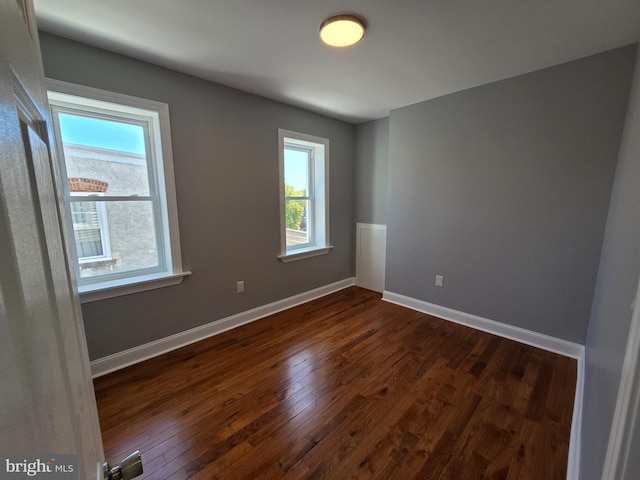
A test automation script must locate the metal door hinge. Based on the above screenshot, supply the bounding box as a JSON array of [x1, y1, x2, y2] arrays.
[[103, 450, 143, 480]]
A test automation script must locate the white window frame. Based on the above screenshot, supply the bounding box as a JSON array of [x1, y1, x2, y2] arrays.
[[47, 79, 190, 303], [277, 129, 332, 262], [284, 143, 314, 251]]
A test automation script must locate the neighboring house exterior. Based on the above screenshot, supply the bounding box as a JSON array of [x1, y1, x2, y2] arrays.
[[64, 144, 158, 279]]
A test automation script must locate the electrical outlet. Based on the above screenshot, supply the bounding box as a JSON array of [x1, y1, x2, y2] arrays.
[[435, 275, 444, 287], [236, 281, 245, 293]]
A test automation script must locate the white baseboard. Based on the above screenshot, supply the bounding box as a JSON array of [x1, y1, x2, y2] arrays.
[[568, 354, 584, 480], [382, 290, 585, 480], [91, 278, 355, 378], [382, 290, 584, 358]]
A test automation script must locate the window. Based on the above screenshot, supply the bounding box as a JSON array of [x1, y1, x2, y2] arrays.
[[67, 178, 112, 267], [278, 129, 332, 262], [47, 80, 189, 302], [70, 194, 111, 264]]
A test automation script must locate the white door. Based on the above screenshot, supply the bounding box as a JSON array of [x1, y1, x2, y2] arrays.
[[355, 223, 387, 293], [0, 1, 104, 478], [602, 277, 640, 480]]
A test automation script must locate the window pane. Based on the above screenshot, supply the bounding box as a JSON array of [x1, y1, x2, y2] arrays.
[[58, 113, 150, 197], [77, 201, 160, 279], [284, 147, 309, 197], [285, 199, 309, 246]]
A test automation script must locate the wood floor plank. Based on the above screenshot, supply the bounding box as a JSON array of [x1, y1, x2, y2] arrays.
[[94, 287, 576, 479]]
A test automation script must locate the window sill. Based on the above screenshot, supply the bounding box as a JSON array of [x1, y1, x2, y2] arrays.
[[78, 271, 192, 303], [79, 258, 117, 269], [278, 245, 333, 263]]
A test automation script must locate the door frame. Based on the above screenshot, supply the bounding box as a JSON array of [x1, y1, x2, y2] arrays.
[[602, 275, 640, 479], [1, 1, 105, 478]]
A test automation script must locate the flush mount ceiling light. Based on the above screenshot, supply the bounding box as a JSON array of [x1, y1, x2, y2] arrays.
[[319, 14, 367, 47]]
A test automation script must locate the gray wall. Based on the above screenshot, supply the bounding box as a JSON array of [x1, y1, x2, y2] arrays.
[[386, 46, 636, 343], [580, 47, 640, 480], [39, 32, 355, 360], [355, 117, 389, 225]]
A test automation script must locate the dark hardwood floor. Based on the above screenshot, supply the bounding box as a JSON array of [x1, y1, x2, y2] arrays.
[[94, 287, 576, 479]]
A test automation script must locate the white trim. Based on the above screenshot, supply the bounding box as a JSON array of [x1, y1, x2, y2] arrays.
[[79, 271, 191, 303], [46, 78, 169, 115], [568, 352, 584, 480], [382, 290, 585, 480], [46, 78, 186, 292], [602, 278, 640, 480], [355, 223, 388, 229], [90, 277, 355, 377], [355, 223, 387, 230], [278, 245, 333, 263], [278, 129, 330, 258], [382, 290, 584, 358]]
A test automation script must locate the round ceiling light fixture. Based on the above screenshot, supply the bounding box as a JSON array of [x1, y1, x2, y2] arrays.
[[319, 14, 367, 47]]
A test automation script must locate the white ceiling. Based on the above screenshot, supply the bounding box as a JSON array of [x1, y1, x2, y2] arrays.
[[33, 0, 640, 124]]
